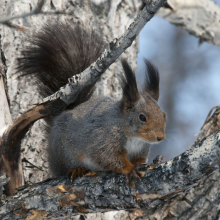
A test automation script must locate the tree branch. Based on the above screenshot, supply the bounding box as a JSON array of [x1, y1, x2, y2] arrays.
[[157, 0, 220, 46], [193, 105, 220, 147]]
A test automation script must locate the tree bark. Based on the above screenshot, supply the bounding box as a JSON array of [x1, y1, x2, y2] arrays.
[[0, 37, 12, 137], [157, 0, 220, 46]]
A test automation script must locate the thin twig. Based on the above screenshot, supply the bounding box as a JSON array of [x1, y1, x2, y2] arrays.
[[22, 158, 43, 171], [2, 21, 26, 31]]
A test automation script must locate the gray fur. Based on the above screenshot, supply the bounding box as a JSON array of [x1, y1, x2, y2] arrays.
[[49, 96, 151, 176]]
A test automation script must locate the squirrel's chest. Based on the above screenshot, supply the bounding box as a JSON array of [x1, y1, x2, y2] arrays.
[[124, 137, 146, 159]]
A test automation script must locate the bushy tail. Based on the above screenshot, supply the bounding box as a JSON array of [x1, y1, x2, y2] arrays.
[[17, 22, 105, 108]]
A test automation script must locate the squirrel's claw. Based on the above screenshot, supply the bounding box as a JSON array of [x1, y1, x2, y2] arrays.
[[68, 167, 88, 181], [126, 165, 141, 188], [134, 162, 146, 170]]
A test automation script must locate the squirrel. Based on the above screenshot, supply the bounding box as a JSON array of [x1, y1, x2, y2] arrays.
[[17, 22, 167, 186]]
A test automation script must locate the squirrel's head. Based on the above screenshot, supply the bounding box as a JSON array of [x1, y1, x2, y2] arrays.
[[120, 60, 167, 144]]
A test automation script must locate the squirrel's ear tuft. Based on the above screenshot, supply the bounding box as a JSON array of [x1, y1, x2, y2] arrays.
[[143, 60, 160, 101], [120, 60, 139, 112]]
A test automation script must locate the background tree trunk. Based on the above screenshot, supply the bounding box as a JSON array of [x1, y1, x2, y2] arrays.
[[157, 0, 220, 46], [0, 0, 141, 184]]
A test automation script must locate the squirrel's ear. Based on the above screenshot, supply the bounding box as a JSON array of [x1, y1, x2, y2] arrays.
[[143, 59, 160, 101], [120, 60, 139, 112]]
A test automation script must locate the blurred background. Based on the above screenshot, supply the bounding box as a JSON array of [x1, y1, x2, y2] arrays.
[[137, 11, 220, 162]]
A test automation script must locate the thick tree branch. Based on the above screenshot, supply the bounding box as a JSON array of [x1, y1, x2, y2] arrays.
[[193, 105, 220, 147], [157, 0, 220, 46]]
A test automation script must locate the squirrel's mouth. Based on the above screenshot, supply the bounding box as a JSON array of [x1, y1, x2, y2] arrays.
[[137, 134, 151, 143], [138, 133, 159, 144]]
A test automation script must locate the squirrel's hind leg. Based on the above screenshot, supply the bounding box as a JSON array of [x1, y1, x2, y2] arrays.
[[68, 167, 89, 181]]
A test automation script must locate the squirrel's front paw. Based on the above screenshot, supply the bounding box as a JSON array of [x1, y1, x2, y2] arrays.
[[68, 167, 88, 181], [126, 165, 141, 188]]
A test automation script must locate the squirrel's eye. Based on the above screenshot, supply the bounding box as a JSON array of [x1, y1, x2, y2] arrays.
[[139, 114, 146, 122]]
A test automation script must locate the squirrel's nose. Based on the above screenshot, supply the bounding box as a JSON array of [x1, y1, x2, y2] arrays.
[[157, 136, 165, 142]]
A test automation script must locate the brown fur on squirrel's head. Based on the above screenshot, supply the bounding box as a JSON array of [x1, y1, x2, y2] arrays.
[[120, 60, 167, 143]]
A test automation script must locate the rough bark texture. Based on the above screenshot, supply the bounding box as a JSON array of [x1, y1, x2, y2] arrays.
[[194, 105, 220, 147], [0, 173, 9, 202], [0, 0, 141, 184], [0, 35, 12, 137], [157, 0, 220, 46], [0, 107, 220, 219]]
